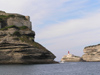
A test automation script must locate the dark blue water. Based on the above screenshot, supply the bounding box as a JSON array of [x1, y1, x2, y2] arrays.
[[0, 62, 100, 75]]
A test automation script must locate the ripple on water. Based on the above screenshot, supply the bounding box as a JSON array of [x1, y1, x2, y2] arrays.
[[0, 62, 100, 75]]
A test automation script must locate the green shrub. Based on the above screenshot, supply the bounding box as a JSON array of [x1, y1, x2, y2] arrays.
[[0, 15, 8, 19], [7, 25, 19, 29], [8, 15, 15, 18], [19, 26, 28, 30], [0, 15, 15, 22], [0, 15, 15, 19], [0, 25, 29, 31], [19, 35, 47, 50], [13, 31, 21, 36], [0, 25, 19, 30], [0, 14, 27, 20], [0, 26, 8, 30], [17, 15, 27, 20]]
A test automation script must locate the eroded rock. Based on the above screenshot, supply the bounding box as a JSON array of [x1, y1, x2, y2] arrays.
[[82, 44, 100, 61], [0, 11, 56, 64]]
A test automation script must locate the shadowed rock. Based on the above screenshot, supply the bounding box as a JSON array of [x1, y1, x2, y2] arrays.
[[0, 11, 56, 64]]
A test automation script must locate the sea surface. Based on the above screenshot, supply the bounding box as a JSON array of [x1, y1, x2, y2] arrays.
[[0, 62, 100, 75]]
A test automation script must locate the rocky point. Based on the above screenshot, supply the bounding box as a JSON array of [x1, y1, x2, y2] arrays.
[[61, 51, 83, 62]]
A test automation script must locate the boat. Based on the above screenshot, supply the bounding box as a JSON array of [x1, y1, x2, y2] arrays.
[[60, 61, 64, 63]]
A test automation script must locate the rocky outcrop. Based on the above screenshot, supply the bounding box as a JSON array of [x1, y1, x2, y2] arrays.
[[82, 44, 100, 62], [0, 11, 31, 29], [61, 53, 83, 62], [0, 11, 56, 64], [0, 27, 56, 64]]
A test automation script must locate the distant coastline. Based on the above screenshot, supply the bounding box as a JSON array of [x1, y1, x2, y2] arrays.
[[61, 43, 100, 62]]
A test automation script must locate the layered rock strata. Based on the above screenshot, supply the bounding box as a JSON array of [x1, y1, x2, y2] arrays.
[[0, 11, 56, 64], [82, 44, 100, 62], [0, 27, 56, 64]]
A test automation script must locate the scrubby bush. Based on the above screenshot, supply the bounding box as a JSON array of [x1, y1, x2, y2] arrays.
[[0, 25, 29, 31], [19, 35, 46, 50], [0, 15, 15, 20], [8, 15, 15, 18], [17, 15, 27, 20], [0, 25, 19, 30], [0, 14, 26, 20], [8, 25, 19, 29], [0, 15, 15, 23], [0, 15, 8, 19], [19, 26, 28, 30], [0, 27, 8, 30], [13, 31, 21, 36]]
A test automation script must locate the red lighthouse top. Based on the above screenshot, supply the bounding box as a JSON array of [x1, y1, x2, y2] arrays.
[[68, 51, 70, 54]]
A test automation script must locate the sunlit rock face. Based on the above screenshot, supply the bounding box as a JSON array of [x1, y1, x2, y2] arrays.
[[82, 44, 100, 62], [61, 52, 82, 62]]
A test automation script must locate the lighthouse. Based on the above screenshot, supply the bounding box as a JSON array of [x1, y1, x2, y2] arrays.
[[68, 51, 70, 54], [67, 51, 73, 57]]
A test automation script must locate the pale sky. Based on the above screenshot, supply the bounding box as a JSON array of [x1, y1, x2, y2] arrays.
[[0, 0, 100, 61]]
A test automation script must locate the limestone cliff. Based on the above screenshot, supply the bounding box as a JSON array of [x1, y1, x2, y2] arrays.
[[0, 11, 56, 64], [82, 44, 100, 62], [61, 53, 82, 62], [0, 11, 31, 29]]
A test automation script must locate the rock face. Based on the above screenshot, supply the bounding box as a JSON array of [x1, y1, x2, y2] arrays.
[[0, 11, 56, 64], [0, 11, 31, 29], [82, 44, 100, 62], [61, 53, 82, 62]]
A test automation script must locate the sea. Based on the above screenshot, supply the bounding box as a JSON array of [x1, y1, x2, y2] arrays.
[[0, 62, 100, 75]]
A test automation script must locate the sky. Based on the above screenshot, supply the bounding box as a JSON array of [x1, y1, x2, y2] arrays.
[[0, 0, 100, 61]]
